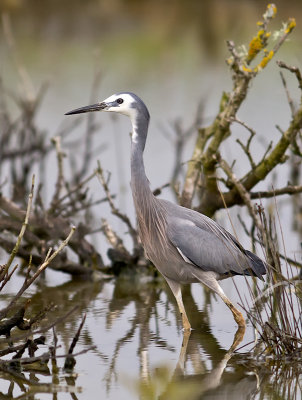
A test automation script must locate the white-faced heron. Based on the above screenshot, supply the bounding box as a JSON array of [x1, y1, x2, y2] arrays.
[[66, 92, 267, 331]]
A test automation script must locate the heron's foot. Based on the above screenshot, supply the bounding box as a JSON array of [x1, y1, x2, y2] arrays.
[[226, 301, 246, 328], [181, 314, 191, 332], [232, 308, 246, 328], [182, 321, 192, 332]]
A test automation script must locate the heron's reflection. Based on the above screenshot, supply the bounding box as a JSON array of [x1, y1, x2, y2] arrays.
[[127, 282, 259, 400], [137, 326, 260, 400], [162, 327, 247, 395]]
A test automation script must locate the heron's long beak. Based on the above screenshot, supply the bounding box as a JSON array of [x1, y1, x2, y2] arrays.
[[65, 102, 107, 115]]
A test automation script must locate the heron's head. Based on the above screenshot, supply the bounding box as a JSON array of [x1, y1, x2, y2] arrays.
[[65, 92, 150, 124]]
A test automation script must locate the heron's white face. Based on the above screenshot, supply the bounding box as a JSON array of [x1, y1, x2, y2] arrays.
[[101, 93, 138, 120], [65, 92, 150, 134]]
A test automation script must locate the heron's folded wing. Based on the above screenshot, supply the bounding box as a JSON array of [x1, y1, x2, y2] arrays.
[[166, 216, 251, 275]]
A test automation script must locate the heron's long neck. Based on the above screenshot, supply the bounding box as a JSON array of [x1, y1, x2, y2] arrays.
[[130, 116, 154, 213]]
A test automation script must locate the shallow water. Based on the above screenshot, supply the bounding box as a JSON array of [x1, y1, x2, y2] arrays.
[[1, 273, 301, 399]]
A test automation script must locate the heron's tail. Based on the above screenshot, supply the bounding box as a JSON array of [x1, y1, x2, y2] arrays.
[[244, 250, 267, 280]]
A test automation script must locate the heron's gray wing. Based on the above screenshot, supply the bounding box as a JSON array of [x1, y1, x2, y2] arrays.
[[166, 215, 253, 276]]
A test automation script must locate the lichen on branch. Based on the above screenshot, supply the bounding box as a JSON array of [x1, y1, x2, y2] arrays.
[[181, 4, 299, 217]]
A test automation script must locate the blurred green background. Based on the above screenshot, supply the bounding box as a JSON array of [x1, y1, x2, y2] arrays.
[[1, 0, 301, 87]]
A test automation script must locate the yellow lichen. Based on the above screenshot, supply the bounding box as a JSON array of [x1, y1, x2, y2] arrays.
[[241, 65, 253, 73], [285, 18, 296, 34], [247, 30, 265, 61], [257, 50, 274, 70]]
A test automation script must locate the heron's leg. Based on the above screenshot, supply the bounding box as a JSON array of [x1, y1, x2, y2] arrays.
[[214, 285, 246, 328], [165, 278, 191, 331], [194, 273, 246, 328]]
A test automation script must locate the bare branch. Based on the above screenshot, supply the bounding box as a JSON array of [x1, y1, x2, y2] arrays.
[[53, 170, 97, 207], [74, 62, 102, 182], [96, 162, 139, 250], [50, 136, 66, 208], [277, 61, 302, 92], [0, 175, 35, 281], [279, 71, 296, 116], [250, 184, 302, 199], [240, 104, 302, 192], [232, 117, 256, 169], [101, 219, 134, 265], [218, 157, 262, 232], [0, 226, 76, 320]]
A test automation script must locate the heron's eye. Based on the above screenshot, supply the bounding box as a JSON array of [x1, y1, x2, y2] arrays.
[[117, 98, 124, 104]]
